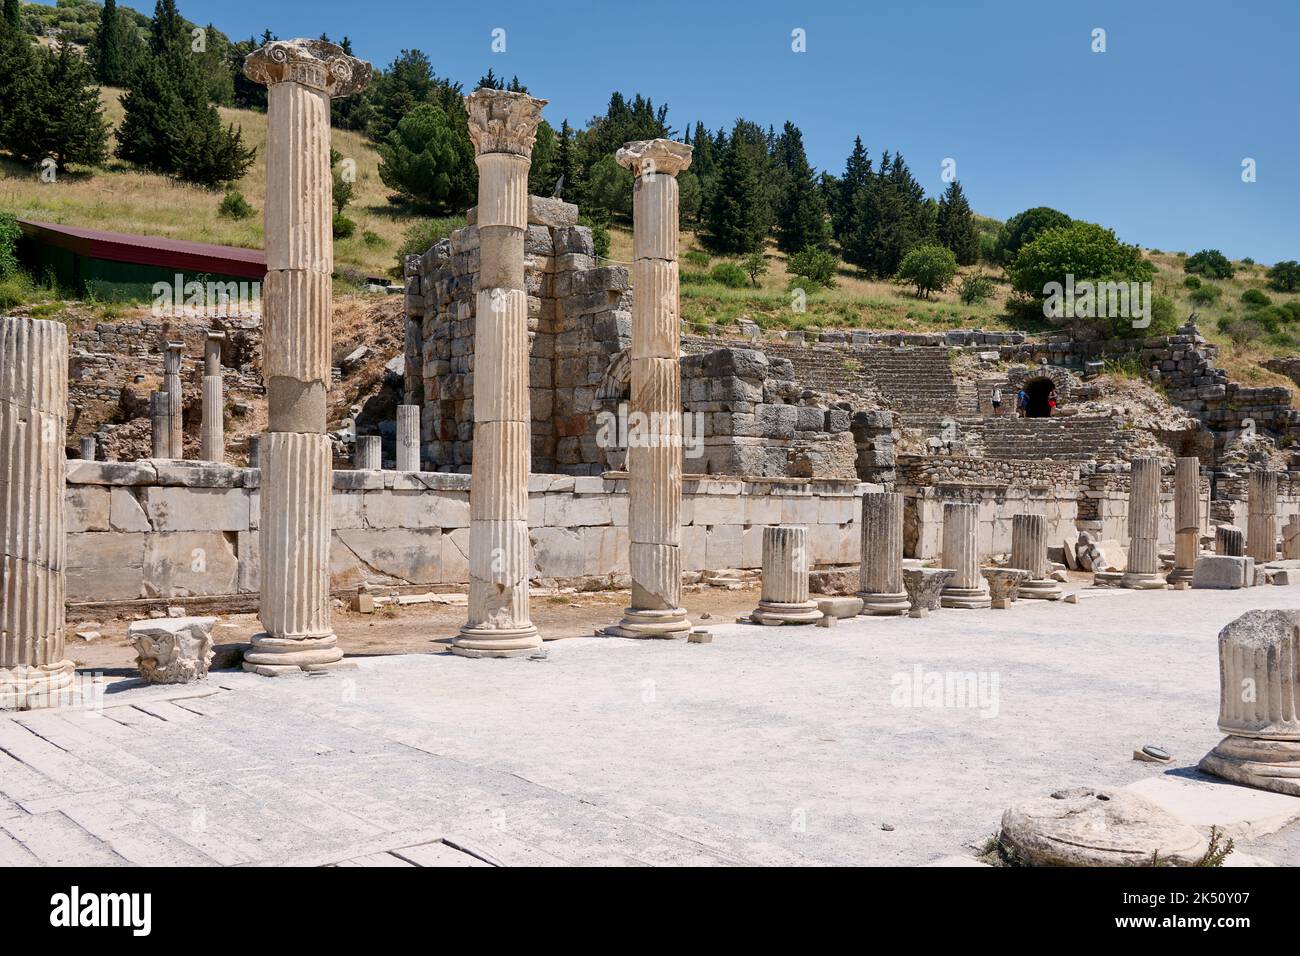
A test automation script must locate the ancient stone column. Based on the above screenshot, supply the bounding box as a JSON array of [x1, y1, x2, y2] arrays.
[[396, 404, 420, 472], [453, 88, 547, 658], [857, 491, 908, 615], [149, 391, 171, 459], [243, 39, 371, 674], [163, 340, 183, 458], [79, 436, 96, 461], [1168, 456, 1200, 585], [603, 139, 693, 640], [751, 526, 821, 625], [200, 332, 225, 463], [1217, 524, 1245, 556], [1011, 513, 1062, 600], [1121, 456, 1165, 589], [1199, 609, 1300, 796], [0, 317, 75, 709], [247, 434, 261, 469], [1248, 468, 1279, 564], [1284, 515, 1300, 560], [354, 435, 381, 470], [940, 502, 990, 608]]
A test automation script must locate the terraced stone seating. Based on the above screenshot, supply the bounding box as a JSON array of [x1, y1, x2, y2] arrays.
[[906, 414, 1136, 462]]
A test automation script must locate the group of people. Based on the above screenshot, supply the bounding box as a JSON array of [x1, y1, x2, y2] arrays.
[[990, 384, 1057, 418]]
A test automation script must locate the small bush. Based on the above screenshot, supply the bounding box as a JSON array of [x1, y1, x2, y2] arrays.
[[0, 212, 22, 279], [217, 190, 254, 220], [710, 262, 749, 288], [742, 251, 767, 286], [1267, 260, 1300, 293], [679, 269, 715, 286], [332, 214, 356, 240], [1189, 283, 1222, 305], [579, 216, 610, 259], [958, 271, 995, 306], [1184, 249, 1234, 279], [896, 243, 957, 299], [362, 230, 384, 247], [1182, 275, 1201, 289], [1226, 319, 1265, 347], [787, 247, 839, 289], [1241, 257, 1255, 266], [1241, 288, 1271, 308], [683, 250, 711, 268], [393, 216, 465, 276]]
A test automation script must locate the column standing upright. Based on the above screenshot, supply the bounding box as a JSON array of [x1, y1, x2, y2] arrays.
[[163, 340, 184, 458], [1169, 456, 1200, 584], [453, 89, 547, 658], [243, 39, 371, 674], [1121, 456, 1166, 589], [201, 331, 225, 462]]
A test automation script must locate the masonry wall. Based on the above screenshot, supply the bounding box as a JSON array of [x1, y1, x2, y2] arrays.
[[64, 460, 874, 605]]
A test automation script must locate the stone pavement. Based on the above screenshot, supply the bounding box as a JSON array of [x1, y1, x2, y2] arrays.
[[3, 584, 1300, 867]]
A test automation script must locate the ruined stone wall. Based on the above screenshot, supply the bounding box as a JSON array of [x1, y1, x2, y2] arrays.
[[903, 482, 1079, 561], [1075, 471, 1210, 546], [63, 459, 875, 604]]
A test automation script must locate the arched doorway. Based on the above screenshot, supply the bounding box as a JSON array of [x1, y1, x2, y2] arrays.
[[1024, 378, 1054, 418]]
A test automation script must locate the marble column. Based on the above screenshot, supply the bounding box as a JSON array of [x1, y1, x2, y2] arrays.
[[247, 434, 261, 469], [0, 317, 75, 709], [1247, 468, 1279, 564], [243, 39, 371, 674], [453, 88, 547, 658], [201, 331, 225, 463], [940, 502, 990, 608], [1217, 525, 1245, 557], [79, 436, 96, 461], [149, 391, 171, 459], [396, 404, 420, 472], [354, 435, 381, 470], [1011, 513, 1062, 599], [1121, 456, 1165, 589], [163, 340, 184, 458], [751, 526, 821, 625], [603, 139, 693, 640], [857, 491, 908, 615], [1169, 456, 1200, 585], [1284, 515, 1300, 561], [1199, 609, 1300, 796]]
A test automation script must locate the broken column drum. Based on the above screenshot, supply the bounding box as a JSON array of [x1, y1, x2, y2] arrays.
[[1121, 456, 1165, 589], [163, 340, 184, 458], [752, 526, 821, 625], [396, 404, 420, 472], [200, 331, 225, 463], [354, 435, 381, 470], [857, 491, 909, 615], [1010, 513, 1062, 600], [242, 39, 371, 673], [1168, 456, 1200, 585], [149, 391, 171, 460], [940, 502, 990, 609], [1247, 469, 1278, 565]]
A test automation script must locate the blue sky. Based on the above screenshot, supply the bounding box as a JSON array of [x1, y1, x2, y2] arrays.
[[109, 0, 1297, 263]]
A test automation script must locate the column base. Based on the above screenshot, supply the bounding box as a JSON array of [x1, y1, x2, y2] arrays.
[[244, 632, 344, 672], [751, 601, 822, 626], [599, 607, 691, 640], [452, 624, 542, 658], [0, 661, 76, 710], [1166, 567, 1195, 585], [856, 590, 910, 616], [1199, 735, 1300, 797], [940, 587, 991, 609], [1018, 579, 1064, 600], [1120, 572, 1167, 590]]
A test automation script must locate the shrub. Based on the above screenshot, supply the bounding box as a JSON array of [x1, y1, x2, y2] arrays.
[[393, 216, 465, 276], [217, 190, 254, 220], [0, 212, 20, 280], [1189, 283, 1222, 305], [332, 214, 356, 240], [683, 250, 711, 268], [958, 271, 995, 306], [579, 216, 610, 259], [1182, 275, 1201, 289], [1241, 288, 1271, 308], [1226, 319, 1265, 347], [787, 246, 839, 289], [362, 230, 384, 247], [710, 262, 749, 288], [896, 243, 958, 299], [742, 251, 767, 286], [993, 206, 1072, 264], [1006, 221, 1153, 303], [1147, 295, 1178, 336], [1241, 257, 1255, 266], [1267, 260, 1300, 293], [1184, 249, 1234, 279]]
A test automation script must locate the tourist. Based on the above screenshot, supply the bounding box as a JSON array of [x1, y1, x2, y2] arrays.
[[1016, 388, 1028, 417], [991, 385, 1003, 415], [1048, 387, 1058, 416]]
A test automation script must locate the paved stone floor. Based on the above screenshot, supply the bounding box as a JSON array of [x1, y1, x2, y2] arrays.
[[4, 584, 1300, 866]]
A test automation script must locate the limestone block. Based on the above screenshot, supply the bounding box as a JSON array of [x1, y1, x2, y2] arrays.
[[544, 493, 613, 527], [141, 486, 251, 532], [66, 460, 157, 486], [440, 528, 470, 584], [237, 530, 260, 593], [531, 526, 586, 578], [332, 528, 441, 587], [65, 486, 110, 533], [142, 532, 240, 597], [583, 526, 629, 577], [109, 487, 152, 532], [779, 494, 818, 526], [331, 491, 367, 530], [129, 617, 216, 684], [1192, 555, 1254, 589], [705, 524, 743, 569], [66, 532, 146, 602], [692, 494, 742, 526], [362, 489, 471, 530]]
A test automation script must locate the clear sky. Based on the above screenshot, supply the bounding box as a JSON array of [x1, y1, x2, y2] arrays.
[[111, 0, 1297, 263]]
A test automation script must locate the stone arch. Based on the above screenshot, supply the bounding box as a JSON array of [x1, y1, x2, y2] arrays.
[[1007, 364, 1076, 417]]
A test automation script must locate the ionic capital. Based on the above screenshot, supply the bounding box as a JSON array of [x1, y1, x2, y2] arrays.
[[616, 139, 693, 179], [244, 39, 372, 98]]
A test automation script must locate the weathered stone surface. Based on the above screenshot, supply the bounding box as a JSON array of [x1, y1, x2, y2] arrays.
[[1121, 457, 1164, 589], [903, 567, 954, 618], [1192, 555, 1254, 590], [129, 616, 216, 684], [752, 526, 821, 625]]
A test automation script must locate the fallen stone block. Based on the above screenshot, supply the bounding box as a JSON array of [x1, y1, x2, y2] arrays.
[[128, 616, 216, 684], [1191, 555, 1254, 589], [816, 596, 864, 619], [1125, 773, 1300, 841]]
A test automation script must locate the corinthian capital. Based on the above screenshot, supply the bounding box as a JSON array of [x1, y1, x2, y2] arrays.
[[465, 89, 548, 157], [244, 39, 372, 98], [616, 139, 693, 179]]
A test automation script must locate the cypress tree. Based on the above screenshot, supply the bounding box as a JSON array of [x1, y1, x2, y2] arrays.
[[15, 41, 111, 172], [3, 0, 20, 30], [844, 151, 930, 277], [555, 119, 575, 198], [773, 122, 828, 254], [936, 179, 979, 265], [703, 122, 766, 255], [833, 137, 871, 242], [93, 0, 128, 86], [0, 12, 36, 156]]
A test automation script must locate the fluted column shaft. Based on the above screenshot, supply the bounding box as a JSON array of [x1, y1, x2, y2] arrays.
[[201, 333, 225, 463], [940, 501, 990, 608], [1011, 512, 1062, 599], [857, 491, 908, 615], [1170, 457, 1200, 583], [1122, 456, 1165, 588], [1248, 469, 1279, 564], [455, 89, 547, 657], [396, 404, 420, 471], [163, 341, 183, 458], [79, 436, 96, 460], [0, 317, 74, 708], [150, 391, 171, 459], [354, 435, 381, 470], [244, 39, 371, 671], [752, 526, 821, 624]]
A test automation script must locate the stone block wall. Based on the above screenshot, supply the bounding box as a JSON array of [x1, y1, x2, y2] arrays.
[[1076, 470, 1210, 545], [63, 459, 875, 605]]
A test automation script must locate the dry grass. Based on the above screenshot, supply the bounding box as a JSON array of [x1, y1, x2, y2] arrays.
[[0, 88, 421, 277]]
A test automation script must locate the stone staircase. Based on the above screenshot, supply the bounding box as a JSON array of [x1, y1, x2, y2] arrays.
[[936, 414, 1137, 462]]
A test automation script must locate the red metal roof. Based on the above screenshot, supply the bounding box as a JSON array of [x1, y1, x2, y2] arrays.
[[18, 219, 266, 280]]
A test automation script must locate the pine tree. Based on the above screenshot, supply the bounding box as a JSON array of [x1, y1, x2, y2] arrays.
[[703, 122, 767, 255], [28, 41, 111, 171], [528, 119, 558, 196], [93, 0, 127, 86], [773, 122, 828, 254], [833, 137, 871, 242], [0, 8, 36, 155], [555, 119, 575, 198], [2, 0, 20, 30], [936, 179, 979, 265], [844, 151, 931, 277]]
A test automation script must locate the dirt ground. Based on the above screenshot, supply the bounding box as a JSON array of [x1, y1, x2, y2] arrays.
[[65, 584, 767, 673]]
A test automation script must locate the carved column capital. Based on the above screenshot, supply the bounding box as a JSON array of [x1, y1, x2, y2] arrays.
[[244, 39, 372, 97], [616, 138, 693, 178], [465, 89, 547, 157]]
